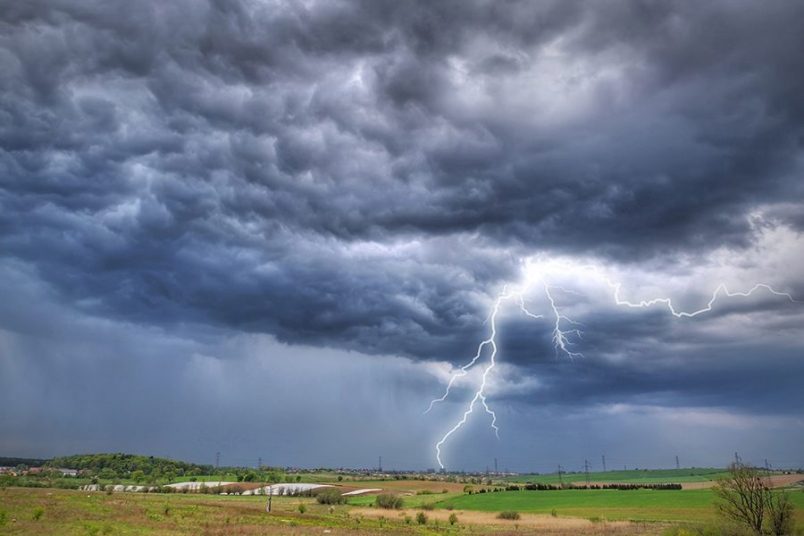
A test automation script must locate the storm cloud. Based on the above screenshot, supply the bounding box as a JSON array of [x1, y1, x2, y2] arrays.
[[1, 0, 803, 469]]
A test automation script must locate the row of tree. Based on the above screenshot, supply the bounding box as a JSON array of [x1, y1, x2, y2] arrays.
[[46, 453, 213, 479]]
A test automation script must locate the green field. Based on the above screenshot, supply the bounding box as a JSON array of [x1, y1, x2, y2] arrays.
[[347, 491, 464, 508], [433, 488, 804, 523], [505, 468, 731, 484]]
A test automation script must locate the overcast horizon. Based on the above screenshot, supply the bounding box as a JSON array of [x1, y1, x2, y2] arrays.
[[1, 0, 803, 473]]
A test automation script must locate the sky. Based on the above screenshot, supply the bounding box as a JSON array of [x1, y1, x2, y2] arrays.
[[1, 0, 803, 473]]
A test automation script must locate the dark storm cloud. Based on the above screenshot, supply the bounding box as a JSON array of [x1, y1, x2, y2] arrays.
[[1, 0, 803, 419]]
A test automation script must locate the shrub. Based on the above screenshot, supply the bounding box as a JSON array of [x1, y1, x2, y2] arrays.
[[449, 513, 458, 525], [767, 491, 795, 536], [375, 494, 403, 509], [497, 511, 520, 520], [32, 507, 44, 521], [551, 508, 558, 517], [298, 504, 306, 514], [714, 463, 797, 535], [316, 489, 345, 505], [0, 510, 7, 526], [421, 503, 435, 510], [416, 512, 428, 525]]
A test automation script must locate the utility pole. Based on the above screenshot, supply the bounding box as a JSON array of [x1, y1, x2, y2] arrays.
[[675, 455, 680, 470], [557, 465, 563, 486], [378, 456, 382, 472], [584, 459, 590, 485], [601, 455, 606, 472], [494, 458, 498, 475], [215, 451, 220, 470], [258, 457, 262, 470], [734, 452, 740, 465]]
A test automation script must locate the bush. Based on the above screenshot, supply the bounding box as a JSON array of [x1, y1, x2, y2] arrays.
[[416, 512, 428, 525], [449, 513, 458, 525], [316, 489, 346, 505], [32, 507, 44, 521], [0, 510, 7, 526], [715, 463, 797, 535], [497, 511, 520, 520], [375, 494, 403, 509], [421, 503, 435, 510], [298, 504, 306, 514]]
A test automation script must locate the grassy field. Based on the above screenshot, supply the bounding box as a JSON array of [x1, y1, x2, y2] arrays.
[[2, 483, 802, 535], [347, 491, 465, 509], [0, 487, 405, 535], [432, 488, 804, 523], [505, 468, 732, 485], [0, 487, 665, 535]]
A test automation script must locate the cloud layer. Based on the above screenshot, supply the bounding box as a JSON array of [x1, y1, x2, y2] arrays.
[[1, 0, 803, 468]]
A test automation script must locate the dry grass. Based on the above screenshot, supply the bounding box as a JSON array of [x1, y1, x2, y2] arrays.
[[351, 507, 668, 534]]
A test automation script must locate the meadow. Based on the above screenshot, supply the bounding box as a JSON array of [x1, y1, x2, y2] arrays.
[[0, 487, 662, 535], [430, 488, 804, 523], [2, 466, 801, 535], [504, 468, 732, 485]]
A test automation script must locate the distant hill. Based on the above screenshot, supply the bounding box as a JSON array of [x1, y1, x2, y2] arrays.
[[45, 453, 213, 478]]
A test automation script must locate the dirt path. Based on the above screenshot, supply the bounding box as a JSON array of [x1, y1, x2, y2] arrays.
[[351, 507, 665, 534]]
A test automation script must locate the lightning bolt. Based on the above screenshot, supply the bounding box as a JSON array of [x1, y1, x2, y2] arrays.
[[427, 262, 796, 469]]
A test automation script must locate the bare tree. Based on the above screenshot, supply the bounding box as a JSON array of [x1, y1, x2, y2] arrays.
[[767, 490, 795, 536], [713, 463, 795, 535]]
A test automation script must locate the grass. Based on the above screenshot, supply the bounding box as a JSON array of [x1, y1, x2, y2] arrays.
[[0, 487, 376, 535], [3, 483, 802, 535], [505, 468, 732, 485], [434, 488, 804, 523], [347, 491, 464, 508]]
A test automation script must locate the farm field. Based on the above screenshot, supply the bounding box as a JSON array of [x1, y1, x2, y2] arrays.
[[505, 468, 732, 485], [0, 487, 664, 535], [2, 481, 803, 535], [432, 488, 804, 523]]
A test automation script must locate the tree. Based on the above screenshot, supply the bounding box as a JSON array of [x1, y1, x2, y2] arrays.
[[767, 490, 795, 536], [713, 463, 795, 535]]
